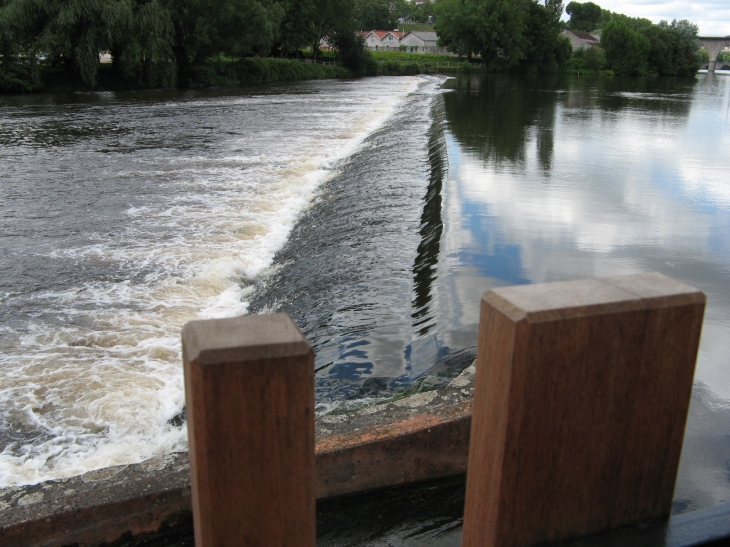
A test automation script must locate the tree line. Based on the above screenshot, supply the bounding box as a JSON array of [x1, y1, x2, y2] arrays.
[[564, 1, 702, 76], [0, 0, 427, 92], [433, 0, 702, 76], [0, 0, 705, 93], [434, 0, 571, 72]]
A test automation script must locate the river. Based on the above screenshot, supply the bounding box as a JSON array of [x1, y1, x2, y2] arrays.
[[1, 74, 729, 519]]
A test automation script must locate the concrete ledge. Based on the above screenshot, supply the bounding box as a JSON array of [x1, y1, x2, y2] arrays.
[[0, 365, 476, 547]]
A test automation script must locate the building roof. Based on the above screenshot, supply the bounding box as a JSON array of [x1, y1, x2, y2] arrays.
[[406, 31, 438, 41], [359, 30, 405, 40], [563, 30, 600, 44]]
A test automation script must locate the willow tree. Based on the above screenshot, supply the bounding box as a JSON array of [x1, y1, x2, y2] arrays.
[[0, 0, 175, 87], [163, 0, 284, 77]]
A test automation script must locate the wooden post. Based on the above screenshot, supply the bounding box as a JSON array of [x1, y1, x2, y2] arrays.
[[462, 272, 705, 547], [182, 313, 315, 547]]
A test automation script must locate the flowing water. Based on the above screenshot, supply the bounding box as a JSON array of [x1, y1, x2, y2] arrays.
[[1, 74, 729, 521]]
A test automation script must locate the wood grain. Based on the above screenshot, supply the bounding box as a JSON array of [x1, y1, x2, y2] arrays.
[[462, 273, 705, 547], [182, 313, 315, 547]]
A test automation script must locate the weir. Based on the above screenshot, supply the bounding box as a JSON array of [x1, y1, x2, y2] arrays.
[[3, 273, 730, 547]]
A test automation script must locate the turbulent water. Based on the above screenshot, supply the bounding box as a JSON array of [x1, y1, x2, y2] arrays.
[[0, 76, 444, 486]]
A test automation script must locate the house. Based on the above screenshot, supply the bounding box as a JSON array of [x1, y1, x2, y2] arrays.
[[400, 31, 448, 54], [357, 30, 405, 51], [561, 30, 601, 51]]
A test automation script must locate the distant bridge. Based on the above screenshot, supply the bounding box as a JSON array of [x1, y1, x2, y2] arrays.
[[699, 36, 730, 73]]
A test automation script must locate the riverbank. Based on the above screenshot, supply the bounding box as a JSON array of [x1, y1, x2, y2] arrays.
[[3, 51, 624, 95], [12, 58, 349, 94]]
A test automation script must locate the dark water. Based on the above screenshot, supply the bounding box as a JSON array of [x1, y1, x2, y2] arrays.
[[1, 72, 729, 539]]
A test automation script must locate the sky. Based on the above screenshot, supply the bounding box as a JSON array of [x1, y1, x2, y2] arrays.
[[564, 0, 730, 36]]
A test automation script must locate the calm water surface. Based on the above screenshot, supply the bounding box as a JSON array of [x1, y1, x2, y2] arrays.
[[1, 74, 729, 527]]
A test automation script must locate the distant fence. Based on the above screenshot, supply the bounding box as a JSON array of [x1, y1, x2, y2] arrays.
[[298, 58, 336, 66], [377, 59, 485, 71], [182, 272, 706, 547]]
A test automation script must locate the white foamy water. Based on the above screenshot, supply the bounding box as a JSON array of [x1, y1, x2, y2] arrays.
[[0, 77, 424, 486]]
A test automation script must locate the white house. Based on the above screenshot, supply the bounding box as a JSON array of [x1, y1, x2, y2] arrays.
[[400, 31, 448, 54], [357, 30, 405, 51]]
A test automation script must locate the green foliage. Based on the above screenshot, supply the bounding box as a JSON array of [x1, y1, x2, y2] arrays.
[[112, 0, 176, 88], [434, 0, 527, 65], [398, 23, 434, 32], [0, 0, 42, 91], [598, 17, 699, 77], [601, 20, 649, 75], [641, 20, 701, 76], [306, 0, 352, 60], [164, 0, 284, 74], [0, 61, 43, 92], [433, 0, 477, 58], [330, 27, 370, 75], [188, 56, 346, 86], [370, 50, 460, 64], [565, 1, 601, 32], [567, 1, 652, 33], [354, 0, 395, 31], [276, 0, 316, 57], [0, 0, 175, 88], [519, 0, 570, 73], [407, 0, 434, 24], [434, 0, 570, 72], [566, 45, 606, 72], [583, 46, 605, 71]]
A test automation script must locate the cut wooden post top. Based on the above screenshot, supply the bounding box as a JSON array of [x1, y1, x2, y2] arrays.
[[484, 272, 706, 323], [463, 271, 707, 547], [181, 313, 311, 366]]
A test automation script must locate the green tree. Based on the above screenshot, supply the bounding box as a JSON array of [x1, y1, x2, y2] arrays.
[[642, 19, 700, 76], [164, 0, 283, 78], [565, 1, 601, 32], [433, 0, 478, 58], [0, 0, 44, 91], [408, 0, 434, 23], [0, 0, 175, 88], [601, 19, 649, 75], [306, 0, 353, 60], [330, 24, 371, 74], [520, 0, 570, 72], [354, 0, 395, 30], [276, 0, 317, 57], [583, 45, 605, 70], [111, 0, 176, 87], [434, 0, 526, 65]]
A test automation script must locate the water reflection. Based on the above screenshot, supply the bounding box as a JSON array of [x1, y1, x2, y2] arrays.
[[441, 73, 730, 512], [443, 75, 560, 168]]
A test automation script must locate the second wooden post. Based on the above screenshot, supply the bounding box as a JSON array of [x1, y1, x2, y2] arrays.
[[462, 272, 705, 547], [182, 313, 315, 547]]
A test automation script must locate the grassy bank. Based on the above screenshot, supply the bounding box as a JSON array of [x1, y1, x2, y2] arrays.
[[9, 49, 591, 95], [182, 56, 349, 87], [370, 51, 487, 75], [398, 23, 436, 32]]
